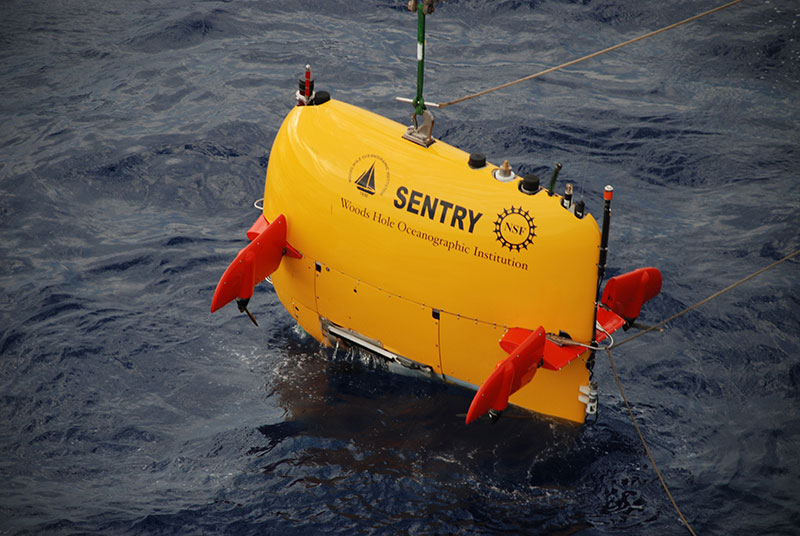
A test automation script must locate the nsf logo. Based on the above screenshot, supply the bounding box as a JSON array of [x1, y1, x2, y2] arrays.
[[494, 206, 535, 251]]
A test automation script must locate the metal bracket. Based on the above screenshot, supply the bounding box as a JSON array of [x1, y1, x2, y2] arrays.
[[578, 381, 599, 416], [295, 89, 315, 106], [402, 109, 435, 147], [321, 317, 434, 375], [408, 0, 439, 15]]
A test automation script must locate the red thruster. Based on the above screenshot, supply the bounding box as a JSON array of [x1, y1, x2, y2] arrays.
[[211, 214, 295, 314], [465, 326, 546, 424], [601, 267, 662, 322]]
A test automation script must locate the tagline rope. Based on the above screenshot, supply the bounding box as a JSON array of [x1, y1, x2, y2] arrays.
[[612, 248, 800, 350], [606, 247, 799, 535], [606, 346, 698, 535], [437, 0, 744, 108]]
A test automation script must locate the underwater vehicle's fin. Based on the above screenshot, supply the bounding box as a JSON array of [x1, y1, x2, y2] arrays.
[[601, 267, 662, 323], [210, 214, 300, 319], [465, 268, 661, 424], [500, 327, 573, 371], [465, 326, 546, 425]]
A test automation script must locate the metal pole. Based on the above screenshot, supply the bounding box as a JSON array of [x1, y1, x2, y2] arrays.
[[413, 7, 426, 116], [597, 185, 613, 295]]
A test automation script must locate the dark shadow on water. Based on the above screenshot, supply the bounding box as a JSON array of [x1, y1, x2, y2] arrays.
[[262, 333, 585, 479]]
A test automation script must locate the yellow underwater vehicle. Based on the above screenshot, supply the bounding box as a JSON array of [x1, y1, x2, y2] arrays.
[[211, 2, 661, 425]]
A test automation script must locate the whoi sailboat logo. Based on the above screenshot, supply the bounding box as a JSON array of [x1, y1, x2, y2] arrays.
[[356, 163, 376, 194], [349, 154, 390, 196]]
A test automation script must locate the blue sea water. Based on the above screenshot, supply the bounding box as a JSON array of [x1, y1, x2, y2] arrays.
[[1, 0, 798, 534]]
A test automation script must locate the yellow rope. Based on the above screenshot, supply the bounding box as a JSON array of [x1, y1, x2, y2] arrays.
[[437, 0, 745, 108], [605, 247, 799, 535]]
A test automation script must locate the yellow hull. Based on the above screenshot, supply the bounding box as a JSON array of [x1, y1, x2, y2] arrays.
[[260, 99, 601, 423]]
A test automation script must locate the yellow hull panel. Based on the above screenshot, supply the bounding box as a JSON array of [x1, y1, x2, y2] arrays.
[[263, 99, 600, 423]]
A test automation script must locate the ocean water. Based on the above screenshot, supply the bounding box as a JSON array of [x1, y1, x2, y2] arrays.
[[1, 0, 798, 534]]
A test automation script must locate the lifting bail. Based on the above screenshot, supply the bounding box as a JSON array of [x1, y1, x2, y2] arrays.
[[402, 108, 435, 147], [402, 1, 438, 147]]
